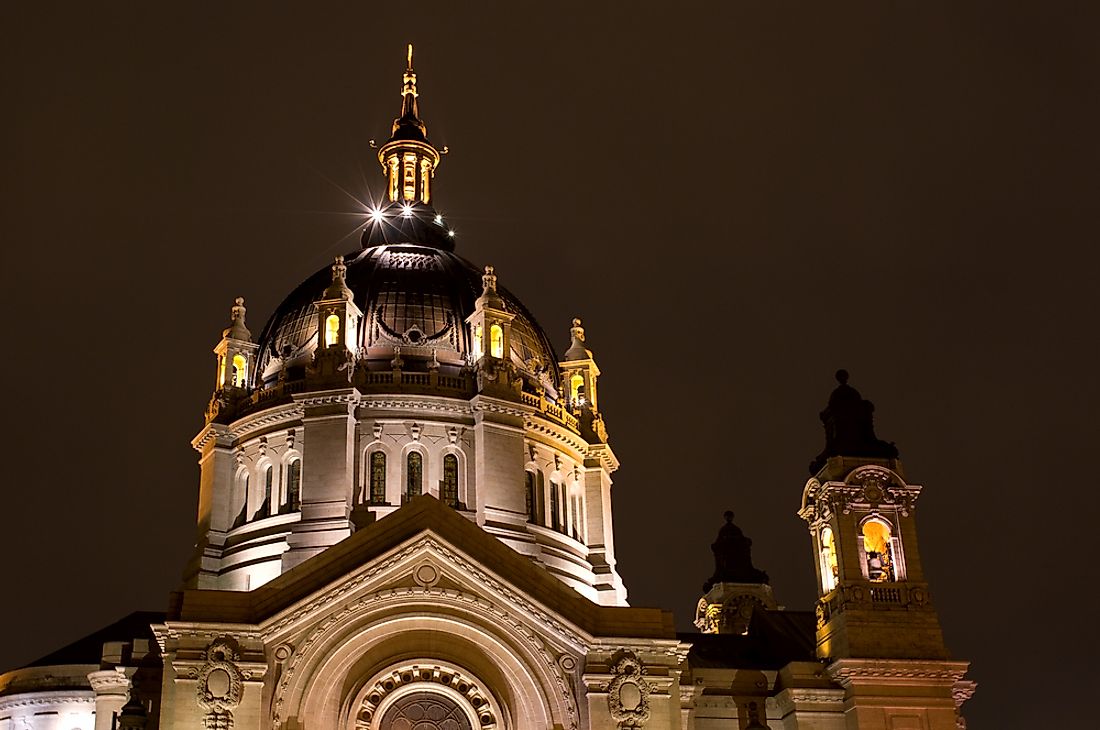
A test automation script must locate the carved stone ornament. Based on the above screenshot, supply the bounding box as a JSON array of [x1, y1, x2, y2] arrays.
[[196, 638, 244, 730], [608, 653, 651, 728]]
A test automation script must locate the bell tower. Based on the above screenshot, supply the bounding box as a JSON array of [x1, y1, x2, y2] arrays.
[[798, 370, 973, 729]]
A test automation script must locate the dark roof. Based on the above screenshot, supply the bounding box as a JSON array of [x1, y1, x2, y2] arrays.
[[680, 609, 817, 669], [24, 611, 165, 669], [170, 495, 677, 640]]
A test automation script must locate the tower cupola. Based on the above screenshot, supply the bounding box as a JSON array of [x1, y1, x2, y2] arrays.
[[377, 44, 442, 205], [694, 510, 775, 635]]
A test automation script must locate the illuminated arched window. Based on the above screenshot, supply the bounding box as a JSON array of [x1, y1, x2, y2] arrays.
[[324, 314, 340, 347], [286, 458, 301, 512], [442, 454, 459, 508], [524, 471, 537, 523], [570, 374, 585, 406], [231, 354, 247, 388], [217, 355, 226, 387], [472, 324, 483, 359], [370, 451, 386, 505], [820, 526, 839, 592], [406, 452, 423, 499], [861, 519, 896, 582], [489, 324, 503, 358]]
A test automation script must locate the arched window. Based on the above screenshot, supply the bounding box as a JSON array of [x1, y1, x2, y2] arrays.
[[286, 458, 301, 512], [232, 473, 248, 529], [406, 452, 423, 499], [820, 526, 838, 592], [861, 519, 896, 582], [489, 324, 504, 358], [472, 324, 483, 359], [442, 454, 459, 508], [549, 480, 561, 532], [570, 494, 582, 541], [381, 692, 471, 730], [570, 374, 585, 406], [524, 471, 537, 523], [217, 355, 226, 387], [324, 314, 340, 347], [231, 354, 247, 388], [370, 451, 386, 505], [258, 465, 273, 519]]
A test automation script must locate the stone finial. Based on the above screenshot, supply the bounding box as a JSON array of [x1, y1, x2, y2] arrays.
[[703, 510, 769, 592], [324, 255, 354, 301], [808, 369, 899, 475], [564, 316, 591, 361], [224, 296, 252, 341], [475, 264, 505, 310]]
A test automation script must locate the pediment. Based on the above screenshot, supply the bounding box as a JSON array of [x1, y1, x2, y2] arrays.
[[169, 496, 675, 644]]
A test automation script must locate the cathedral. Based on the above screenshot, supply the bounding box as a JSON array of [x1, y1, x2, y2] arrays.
[[0, 49, 974, 730]]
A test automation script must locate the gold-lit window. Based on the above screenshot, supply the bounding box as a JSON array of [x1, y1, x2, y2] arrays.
[[387, 157, 400, 201], [820, 526, 839, 592], [325, 314, 340, 347], [490, 324, 503, 358], [231, 354, 247, 388], [419, 158, 432, 203], [402, 153, 417, 201], [862, 519, 896, 582], [217, 355, 226, 387], [473, 324, 483, 359], [570, 374, 585, 405]]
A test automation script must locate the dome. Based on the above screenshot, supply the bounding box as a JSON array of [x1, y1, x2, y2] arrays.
[[254, 224, 561, 392]]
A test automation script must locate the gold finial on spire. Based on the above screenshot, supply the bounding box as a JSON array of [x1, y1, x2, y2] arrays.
[[407, 43, 413, 71]]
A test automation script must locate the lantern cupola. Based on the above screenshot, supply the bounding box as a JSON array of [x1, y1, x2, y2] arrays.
[[213, 297, 257, 392], [377, 44, 442, 205]]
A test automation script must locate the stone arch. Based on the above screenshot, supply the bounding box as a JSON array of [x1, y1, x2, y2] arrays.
[[271, 591, 574, 730]]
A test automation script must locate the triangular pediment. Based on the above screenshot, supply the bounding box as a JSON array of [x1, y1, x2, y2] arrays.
[[169, 496, 674, 643]]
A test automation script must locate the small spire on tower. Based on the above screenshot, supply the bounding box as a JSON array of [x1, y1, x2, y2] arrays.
[[564, 317, 591, 361], [224, 297, 252, 342], [323, 256, 354, 301]]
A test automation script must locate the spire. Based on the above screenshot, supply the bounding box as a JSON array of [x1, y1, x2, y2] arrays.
[[224, 297, 251, 342], [323, 256, 354, 301], [393, 43, 426, 141], [808, 369, 899, 475], [475, 265, 505, 310], [377, 44, 441, 205], [564, 318, 592, 361]]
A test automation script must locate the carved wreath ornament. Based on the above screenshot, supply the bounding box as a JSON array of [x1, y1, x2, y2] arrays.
[[196, 638, 244, 730], [607, 654, 651, 728]]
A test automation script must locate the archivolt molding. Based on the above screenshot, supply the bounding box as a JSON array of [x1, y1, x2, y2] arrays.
[[348, 662, 500, 730]]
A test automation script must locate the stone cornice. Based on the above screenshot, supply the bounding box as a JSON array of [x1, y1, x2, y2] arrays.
[[359, 395, 475, 416], [827, 658, 970, 686], [0, 691, 95, 712]]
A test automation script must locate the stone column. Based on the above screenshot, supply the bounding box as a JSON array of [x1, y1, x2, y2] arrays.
[[88, 668, 130, 730]]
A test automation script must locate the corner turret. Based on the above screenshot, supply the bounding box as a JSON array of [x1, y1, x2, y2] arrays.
[[694, 511, 775, 635]]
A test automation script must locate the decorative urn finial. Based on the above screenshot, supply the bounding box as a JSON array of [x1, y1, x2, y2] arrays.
[[224, 296, 252, 342]]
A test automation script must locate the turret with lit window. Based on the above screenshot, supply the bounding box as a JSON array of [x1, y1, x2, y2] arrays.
[[466, 265, 519, 397], [559, 318, 608, 443], [799, 371, 971, 727], [206, 297, 258, 424], [310, 255, 363, 381]]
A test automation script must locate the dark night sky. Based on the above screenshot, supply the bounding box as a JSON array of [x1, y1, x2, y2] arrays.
[[3, 3, 1098, 726]]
